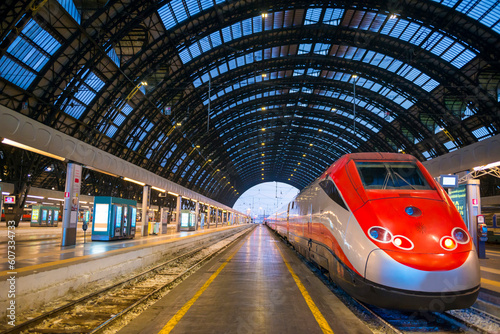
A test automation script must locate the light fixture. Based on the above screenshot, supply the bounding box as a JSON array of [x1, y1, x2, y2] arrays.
[[176, 122, 182, 126], [318, 129, 323, 132], [261, 143, 265, 146], [261, 13, 268, 18], [303, 154, 306, 157], [2, 138, 66, 161], [262, 162, 265, 164], [48, 197, 64, 202], [331, 108, 337, 111], [196, 145, 200, 148], [152, 186, 166, 192], [261, 153, 265, 156], [389, 14, 397, 19], [261, 128, 265, 131], [309, 143, 313, 146], [261, 73, 267, 77], [473, 161, 500, 171], [27, 195, 44, 199], [261, 107, 266, 111], [168, 191, 179, 197], [124, 177, 146, 186]]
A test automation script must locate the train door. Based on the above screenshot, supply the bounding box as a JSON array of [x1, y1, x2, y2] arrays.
[[286, 203, 290, 240], [308, 204, 313, 237]]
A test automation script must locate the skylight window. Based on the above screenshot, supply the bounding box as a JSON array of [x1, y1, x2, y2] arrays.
[[0, 20, 61, 89]]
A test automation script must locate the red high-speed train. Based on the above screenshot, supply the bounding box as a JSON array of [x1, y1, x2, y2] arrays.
[[267, 152, 480, 310]]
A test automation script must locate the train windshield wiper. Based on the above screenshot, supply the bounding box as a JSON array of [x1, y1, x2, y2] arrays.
[[392, 170, 417, 190]]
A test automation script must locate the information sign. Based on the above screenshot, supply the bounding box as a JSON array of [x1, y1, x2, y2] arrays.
[[449, 185, 467, 225]]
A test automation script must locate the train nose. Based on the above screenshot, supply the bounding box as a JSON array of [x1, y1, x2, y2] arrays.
[[364, 249, 480, 293]]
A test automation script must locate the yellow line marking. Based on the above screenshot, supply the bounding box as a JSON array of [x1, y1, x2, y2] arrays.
[[481, 266, 500, 275], [481, 277, 500, 288], [273, 243, 334, 334], [158, 234, 247, 334], [0, 226, 240, 277], [486, 250, 500, 256]]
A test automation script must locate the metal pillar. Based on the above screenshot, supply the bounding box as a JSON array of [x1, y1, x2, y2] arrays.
[[206, 206, 211, 229], [141, 185, 151, 237], [466, 179, 481, 250], [176, 196, 182, 232], [195, 201, 199, 230], [61, 163, 82, 247], [216, 208, 219, 228]]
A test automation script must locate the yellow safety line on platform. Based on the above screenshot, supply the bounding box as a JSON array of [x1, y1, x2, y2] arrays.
[[157, 233, 248, 334], [274, 244, 334, 334], [481, 266, 500, 275], [481, 277, 500, 288], [0, 226, 239, 277]]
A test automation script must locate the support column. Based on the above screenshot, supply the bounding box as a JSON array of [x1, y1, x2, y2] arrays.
[[142, 185, 151, 237], [206, 206, 211, 229], [195, 201, 199, 230], [61, 162, 82, 247], [176, 195, 182, 232], [216, 208, 219, 228]]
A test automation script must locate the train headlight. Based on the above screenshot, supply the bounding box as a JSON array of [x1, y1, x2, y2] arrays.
[[440, 236, 457, 251], [452, 227, 470, 244], [368, 226, 392, 243], [392, 235, 414, 250]]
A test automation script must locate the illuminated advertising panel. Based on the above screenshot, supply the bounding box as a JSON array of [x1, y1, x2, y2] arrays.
[[32, 208, 39, 223], [181, 212, 189, 227], [94, 204, 110, 231]]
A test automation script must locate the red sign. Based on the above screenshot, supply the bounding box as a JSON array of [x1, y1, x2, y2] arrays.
[[75, 178, 79, 183], [472, 199, 478, 205], [65, 192, 70, 198]]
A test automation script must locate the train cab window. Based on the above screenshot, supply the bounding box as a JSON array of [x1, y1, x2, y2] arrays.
[[355, 161, 431, 190], [319, 179, 348, 210]]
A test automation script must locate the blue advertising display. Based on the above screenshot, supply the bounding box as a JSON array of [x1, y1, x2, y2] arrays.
[[116, 206, 122, 227], [449, 185, 467, 225]]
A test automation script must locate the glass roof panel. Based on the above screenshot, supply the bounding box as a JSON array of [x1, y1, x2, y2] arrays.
[[432, 0, 500, 33], [0, 20, 61, 89], [56, 0, 81, 23]]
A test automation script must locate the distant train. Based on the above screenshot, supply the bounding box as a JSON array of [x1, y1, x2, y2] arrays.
[[267, 152, 480, 310]]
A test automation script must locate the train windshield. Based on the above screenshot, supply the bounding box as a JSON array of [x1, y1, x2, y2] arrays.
[[355, 161, 432, 190]]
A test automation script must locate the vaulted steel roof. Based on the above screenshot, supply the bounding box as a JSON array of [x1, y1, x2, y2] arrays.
[[1, 0, 499, 205]]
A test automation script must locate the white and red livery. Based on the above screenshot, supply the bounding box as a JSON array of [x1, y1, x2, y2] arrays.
[[267, 152, 480, 310]]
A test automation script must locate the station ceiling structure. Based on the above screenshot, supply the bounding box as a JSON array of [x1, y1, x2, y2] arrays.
[[0, 0, 499, 206]]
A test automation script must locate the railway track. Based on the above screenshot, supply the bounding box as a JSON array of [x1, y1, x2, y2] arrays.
[[1, 226, 253, 334]]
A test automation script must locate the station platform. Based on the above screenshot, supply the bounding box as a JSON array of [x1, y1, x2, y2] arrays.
[[0, 221, 221, 273], [118, 223, 372, 334]]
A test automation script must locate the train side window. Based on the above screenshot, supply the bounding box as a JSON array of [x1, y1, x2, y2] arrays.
[[319, 179, 348, 211]]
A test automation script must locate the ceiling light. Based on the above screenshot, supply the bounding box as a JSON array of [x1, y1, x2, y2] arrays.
[[261, 143, 265, 145], [1, 138, 66, 161], [319, 129, 323, 132], [261, 73, 267, 77], [152, 186, 166, 192], [331, 108, 337, 111], [261, 128, 265, 131], [124, 177, 146, 186], [309, 143, 313, 146], [261, 107, 266, 111]]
